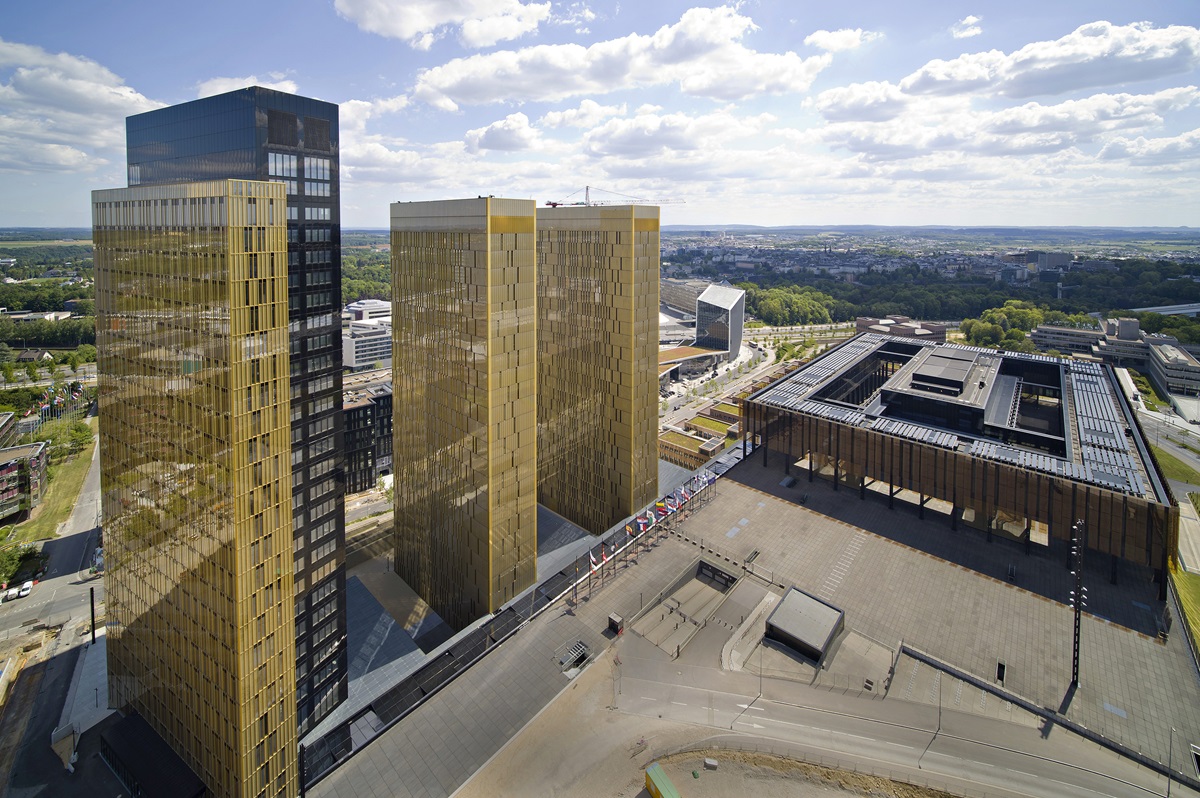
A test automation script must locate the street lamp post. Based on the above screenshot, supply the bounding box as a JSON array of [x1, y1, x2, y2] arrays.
[[1069, 520, 1087, 687], [1168, 725, 1176, 798]]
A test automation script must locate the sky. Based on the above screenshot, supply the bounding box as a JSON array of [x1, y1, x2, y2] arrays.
[[2, 1, 1199, 229]]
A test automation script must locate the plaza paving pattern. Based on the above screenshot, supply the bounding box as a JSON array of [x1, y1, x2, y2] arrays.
[[313, 451, 1200, 796], [717, 450, 1200, 777]]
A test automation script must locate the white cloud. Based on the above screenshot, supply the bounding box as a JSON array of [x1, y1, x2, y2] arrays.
[[902, 21, 1200, 98], [552, 2, 596, 34], [819, 85, 1200, 165], [803, 28, 881, 53], [196, 74, 298, 98], [1100, 128, 1200, 165], [951, 15, 983, 40], [465, 112, 542, 152], [340, 94, 410, 135], [0, 37, 159, 173], [335, 0, 550, 49], [810, 81, 909, 122], [582, 107, 776, 159], [538, 99, 625, 128], [985, 87, 1200, 138], [412, 6, 831, 110]]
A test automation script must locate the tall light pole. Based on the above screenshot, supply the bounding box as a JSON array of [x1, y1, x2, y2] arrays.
[[1167, 725, 1176, 798], [1069, 520, 1087, 687]]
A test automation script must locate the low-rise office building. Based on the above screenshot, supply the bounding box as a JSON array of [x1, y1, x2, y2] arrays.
[[343, 319, 392, 371], [0, 441, 47, 522], [343, 383, 393, 494], [856, 315, 946, 343], [344, 299, 391, 323], [743, 334, 1177, 594]]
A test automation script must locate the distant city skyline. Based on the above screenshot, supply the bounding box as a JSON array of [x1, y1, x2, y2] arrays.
[[2, 1, 1198, 228]]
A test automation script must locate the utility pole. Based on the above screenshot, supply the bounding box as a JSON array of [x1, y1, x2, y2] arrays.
[[1069, 520, 1087, 687]]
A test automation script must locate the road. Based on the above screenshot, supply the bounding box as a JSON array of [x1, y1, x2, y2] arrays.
[[0, 437, 105, 797], [614, 634, 1190, 798], [0, 441, 103, 640]]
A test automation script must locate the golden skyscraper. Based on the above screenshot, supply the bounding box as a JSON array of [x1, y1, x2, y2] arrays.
[[94, 180, 299, 798], [390, 198, 538, 629], [536, 205, 660, 533]]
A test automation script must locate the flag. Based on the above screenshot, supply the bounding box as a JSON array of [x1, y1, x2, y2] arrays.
[[625, 524, 633, 538], [636, 515, 650, 531], [601, 548, 609, 565], [589, 551, 599, 572], [680, 487, 691, 501]]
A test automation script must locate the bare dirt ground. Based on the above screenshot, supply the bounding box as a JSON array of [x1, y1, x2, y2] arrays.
[[454, 651, 958, 798]]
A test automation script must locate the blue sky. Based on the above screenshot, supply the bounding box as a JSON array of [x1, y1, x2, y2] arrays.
[[2, 1, 1198, 228]]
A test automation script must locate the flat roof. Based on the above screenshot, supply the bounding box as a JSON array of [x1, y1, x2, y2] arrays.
[[749, 334, 1164, 501], [659, 345, 722, 364], [766, 587, 843, 659], [697, 283, 745, 310]]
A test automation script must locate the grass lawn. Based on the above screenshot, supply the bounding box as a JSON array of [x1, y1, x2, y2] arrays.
[[688, 416, 732, 436], [1173, 568, 1200, 658], [11, 418, 96, 544], [0, 239, 92, 248], [1151, 444, 1200, 486]]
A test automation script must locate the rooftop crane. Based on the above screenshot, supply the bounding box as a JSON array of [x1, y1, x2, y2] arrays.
[[545, 185, 684, 207]]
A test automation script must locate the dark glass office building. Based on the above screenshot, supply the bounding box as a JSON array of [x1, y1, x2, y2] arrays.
[[127, 87, 347, 735], [694, 283, 746, 360]]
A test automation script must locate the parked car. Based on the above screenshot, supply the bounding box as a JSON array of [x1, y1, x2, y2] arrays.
[[17, 581, 32, 598], [3, 587, 20, 602]]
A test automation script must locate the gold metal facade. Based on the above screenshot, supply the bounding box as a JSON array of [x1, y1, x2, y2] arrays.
[[94, 180, 299, 798], [536, 206, 660, 533], [390, 198, 538, 629]]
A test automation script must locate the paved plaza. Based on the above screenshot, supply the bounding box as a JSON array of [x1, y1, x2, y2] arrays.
[[312, 450, 1200, 796], [310, 528, 700, 798], [715, 450, 1200, 777]]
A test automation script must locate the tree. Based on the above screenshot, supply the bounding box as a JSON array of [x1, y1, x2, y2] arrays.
[[0, 362, 13, 385], [68, 421, 93, 453], [24, 361, 38, 383], [66, 353, 80, 373]]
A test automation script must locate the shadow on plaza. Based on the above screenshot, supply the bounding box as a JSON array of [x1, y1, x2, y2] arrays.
[[0, 642, 125, 798], [725, 450, 1165, 638]]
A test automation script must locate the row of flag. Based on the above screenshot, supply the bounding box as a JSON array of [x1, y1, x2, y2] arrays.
[[587, 469, 718, 573], [22, 381, 86, 417]]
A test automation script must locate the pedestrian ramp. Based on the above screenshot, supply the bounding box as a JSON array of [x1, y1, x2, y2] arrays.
[[894, 653, 1041, 728], [630, 558, 738, 658]]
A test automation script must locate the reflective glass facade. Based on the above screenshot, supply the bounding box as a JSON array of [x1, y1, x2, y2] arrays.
[[536, 206, 660, 534], [391, 198, 538, 629], [127, 87, 346, 735], [94, 181, 299, 798], [695, 286, 745, 358]]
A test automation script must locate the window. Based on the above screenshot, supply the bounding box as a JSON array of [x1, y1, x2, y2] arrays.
[[304, 207, 331, 221], [304, 182, 330, 197], [308, 435, 335, 458], [303, 157, 330, 180], [304, 117, 331, 151], [267, 111, 298, 147], [268, 153, 297, 178]]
